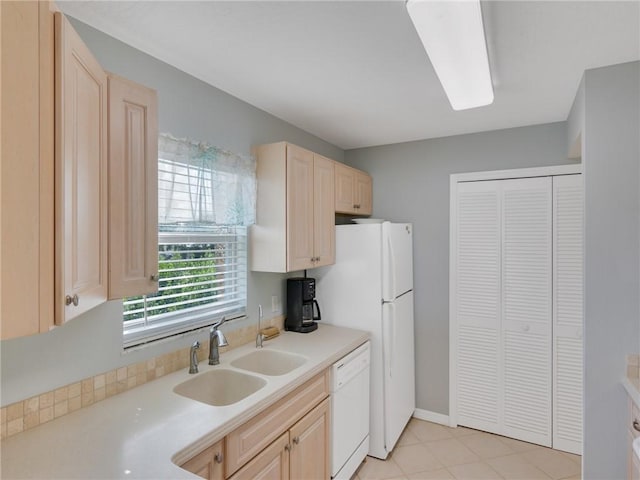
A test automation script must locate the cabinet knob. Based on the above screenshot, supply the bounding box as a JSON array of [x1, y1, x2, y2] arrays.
[[284, 444, 291, 452], [214, 452, 223, 464], [292, 436, 300, 445], [65, 294, 79, 307], [150, 274, 159, 282], [634, 420, 640, 432]]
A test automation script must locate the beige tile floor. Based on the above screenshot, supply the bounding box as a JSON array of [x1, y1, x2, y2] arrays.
[[352, 419, 582, 480]]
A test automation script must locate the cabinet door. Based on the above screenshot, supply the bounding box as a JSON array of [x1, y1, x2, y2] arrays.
[[0, 1, 55, 338], [181, 441, 224, 480], [313, 155, 335, 267], [107, 73, 158, 299], [54, 12, 108, 324], [286, 145, 314, 271], [355, 171, 373, 215], [229, 432, 290, 480], [334, 162, 356, 214], [552, 174, 583, 455], [289, 397, 330, 480], [501, 177, 552, 447]]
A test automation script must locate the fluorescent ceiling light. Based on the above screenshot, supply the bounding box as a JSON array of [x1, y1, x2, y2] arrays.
[[406, 0, 494, 111]]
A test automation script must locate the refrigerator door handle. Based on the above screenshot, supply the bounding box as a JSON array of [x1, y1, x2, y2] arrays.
[[386, 235, 397, 301], [388, 303, 395, 379]]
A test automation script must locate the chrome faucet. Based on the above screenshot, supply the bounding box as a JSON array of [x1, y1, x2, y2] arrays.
[[256, 305, 264, 348], [189, 340, 200, 374], [209, 317, 228, 365]]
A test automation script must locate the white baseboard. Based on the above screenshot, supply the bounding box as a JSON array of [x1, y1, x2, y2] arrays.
[[412, 408, 451, 426]]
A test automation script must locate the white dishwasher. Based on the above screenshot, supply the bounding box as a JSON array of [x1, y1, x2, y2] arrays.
[[330, 341, 371, 479]]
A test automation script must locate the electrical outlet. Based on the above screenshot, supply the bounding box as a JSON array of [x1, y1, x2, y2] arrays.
[[271, 295, 280, 313]]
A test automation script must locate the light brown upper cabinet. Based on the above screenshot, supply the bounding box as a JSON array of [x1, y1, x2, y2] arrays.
[[312, 155, 336, 268], [107, 73, 159, 299], [334, 162, 372, 216], [54, 12, 108, 324], [251, 142, 335, 272], [1, 1, 56, 339], [1, 4, 159, 338]]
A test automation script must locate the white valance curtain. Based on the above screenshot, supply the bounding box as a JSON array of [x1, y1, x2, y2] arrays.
[[158, 133, 256, 228]]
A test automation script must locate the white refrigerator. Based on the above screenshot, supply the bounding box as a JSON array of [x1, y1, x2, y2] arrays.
[[315, 221, 416, 460]]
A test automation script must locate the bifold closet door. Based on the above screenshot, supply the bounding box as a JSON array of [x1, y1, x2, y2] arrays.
[[455, 180, 502, 434], [455, 176, 553, 446], [501, 177, 552, 447], [552, 174, 583, 455]]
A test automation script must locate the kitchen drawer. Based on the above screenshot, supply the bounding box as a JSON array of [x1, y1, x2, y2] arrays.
[[225, 370, 329, 476]]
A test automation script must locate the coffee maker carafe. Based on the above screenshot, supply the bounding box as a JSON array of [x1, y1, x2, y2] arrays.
[[285, 277, 321, 333]]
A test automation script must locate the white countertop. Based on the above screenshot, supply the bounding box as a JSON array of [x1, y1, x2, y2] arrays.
[[1, 324, 369, 479]]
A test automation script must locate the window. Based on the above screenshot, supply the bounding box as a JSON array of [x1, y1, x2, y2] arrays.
[[123, 134, 256, 348]]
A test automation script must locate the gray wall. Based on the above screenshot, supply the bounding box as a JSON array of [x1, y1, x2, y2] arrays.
[[0, 19, 344, 406], [345, 122, 573, 415], [567, 76, 585, 159], [582, 61, 640, 478]]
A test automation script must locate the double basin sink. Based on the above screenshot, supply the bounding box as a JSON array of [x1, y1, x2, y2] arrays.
[[173, 349, 307, 407]]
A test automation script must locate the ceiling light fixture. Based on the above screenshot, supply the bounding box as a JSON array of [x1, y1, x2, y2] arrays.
[[406, 0, 494, 111]]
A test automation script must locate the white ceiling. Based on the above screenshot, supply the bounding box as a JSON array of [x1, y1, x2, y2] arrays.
[[59, 1, 639, 150]]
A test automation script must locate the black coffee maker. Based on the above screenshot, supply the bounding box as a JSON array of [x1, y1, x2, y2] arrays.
[[286, 277, 321, 333]]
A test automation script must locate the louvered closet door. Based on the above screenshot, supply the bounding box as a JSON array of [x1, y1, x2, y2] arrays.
[[501, 177, 552, 446], [552, 174, 583, 455], [455, 180, 502, 433]]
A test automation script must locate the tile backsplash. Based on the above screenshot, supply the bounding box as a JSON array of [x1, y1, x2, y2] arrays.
[[628, 354, 640, 380], [0, 316, 284, 440]]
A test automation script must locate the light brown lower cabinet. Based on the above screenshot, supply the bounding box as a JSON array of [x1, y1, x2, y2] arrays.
[[230, 398, 330, 480], [228, 432, 290, 480], [181, 440, 224, 480], [288, 398, 330, 480], [181, 371, 330, 480]]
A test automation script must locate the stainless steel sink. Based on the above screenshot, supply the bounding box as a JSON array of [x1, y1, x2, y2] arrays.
[[230, 349, 307, 376], [173, 369, 266, 406]]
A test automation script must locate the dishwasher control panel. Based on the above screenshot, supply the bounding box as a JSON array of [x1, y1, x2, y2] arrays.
[[331, 341, 370, 389]]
